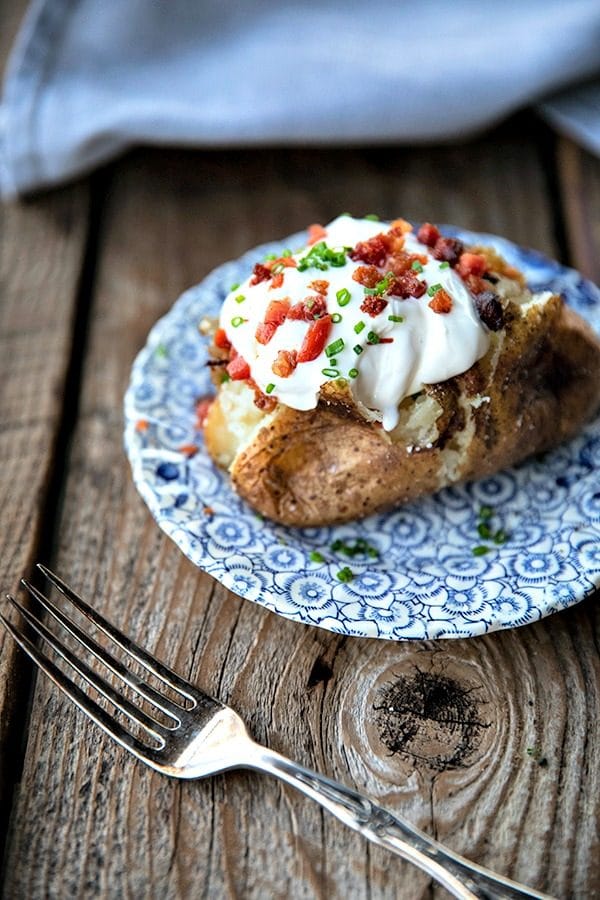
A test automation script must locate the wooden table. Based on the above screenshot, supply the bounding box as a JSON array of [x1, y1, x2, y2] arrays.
[[1, 61, 599, 900]]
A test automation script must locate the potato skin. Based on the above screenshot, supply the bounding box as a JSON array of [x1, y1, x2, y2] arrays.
[[219, 296, 600, 526]]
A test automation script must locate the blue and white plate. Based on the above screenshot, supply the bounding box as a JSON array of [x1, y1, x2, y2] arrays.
[[124, 227, 600, 640]]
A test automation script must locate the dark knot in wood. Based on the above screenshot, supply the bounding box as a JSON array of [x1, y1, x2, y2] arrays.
[[373, 668, 490, 772]]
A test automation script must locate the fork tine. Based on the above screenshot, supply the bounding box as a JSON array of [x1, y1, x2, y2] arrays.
[[6, 594, 166, 745], [0, 611, 156, 762], [37, 565, 198, 706], [21, 579, 182, 725]]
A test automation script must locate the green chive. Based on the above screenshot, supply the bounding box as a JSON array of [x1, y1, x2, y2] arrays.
[[354, 321, 366, 334], [322, 367, 340, 378], [231, 316, 246, 327], [336, 566, 354, 583], [155, 344, 168, 358], [282, 249, 292, 257], [493, 529, 509, 544], [234, 294, 246, 304], [478, 523, 492, 539], [326, 338, 345, 358], [388, 315, 404, 323], [427, 283, 443, 297], [365, 213, 379, 221], [353, 344, 363, 355], [472, 545, 490, 556], [479, 505, 493, 520], [265, 383, 275, 394], [331, 313, 342, 324], [367, 331, 380, 344], [230, 282, 240, 291], [220, 372, 231, 383], [264, 252, 277, 261], [336, 287, 352, 306], [439, 261, 450, 269], [411, 261, 424, 273], [328, 359, 338, 366], [348, 368, 359, 378], [310, 550, 325, 563]]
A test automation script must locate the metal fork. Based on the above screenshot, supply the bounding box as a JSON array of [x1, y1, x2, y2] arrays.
[[1, 566, 553, 900]]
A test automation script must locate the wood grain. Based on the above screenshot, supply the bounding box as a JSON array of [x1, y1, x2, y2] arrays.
[[0, 189, 89, 831], [556, 137, 600, 284], [2, 122, 599, 899]]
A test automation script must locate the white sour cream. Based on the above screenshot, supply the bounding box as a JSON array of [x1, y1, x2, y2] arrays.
[[220, 215, 490, 431]]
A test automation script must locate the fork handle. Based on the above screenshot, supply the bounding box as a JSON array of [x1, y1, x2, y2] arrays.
[[245, 744, 553, 900]]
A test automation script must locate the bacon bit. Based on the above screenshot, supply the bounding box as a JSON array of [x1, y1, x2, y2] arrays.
[[387, 272, 427, 298], [456, 252, 487, 279], [214, 327, 231, 350], [432, 237, 464, 266], [428, 289, 453, 314], [227, 352, 251, 380], [417, 222, 440, 246], [195, 397, 214, 428], [307, 279, 330, 294], [297, 315, 332, 362], [256, 298, 291, 342], [250, 262, 272, 285], [135, 419, 149, 433], [379, 337, 394, 343], [388, 252, 428, 276], [270, 271, 285, 290], [360, 295, 388, 317], [252, 386, 278, 412], [463, 273, 488, 295], [255, 322, 277, 344], [179, 444, 199, 458], [307, 224, 327, 245], [349, 234, 389, 266], [288, 295, 328, 321], [352, 265, 381, 288], [271, 256, 297, 269], [203, 506, 215, 516], [390, 218, 413, 234], [272, 349, 298, 378], [475, 291, 505, 331]]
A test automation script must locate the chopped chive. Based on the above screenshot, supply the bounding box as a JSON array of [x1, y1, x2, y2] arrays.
[[310, 550, 325, 563], [336, 566, 354, 583], [439, 261, 450, 269], [271, 263, 285, 273], [282, 249, 292, 257], [479, 505, 493, 520], [388, 314, 404, 323], [336, 287, 352, 306], [348, 368, 359, 378], [365, 213, 379, 221], [265, 383, 275, 394], [264, 252, 277, 261], [331, 313, 342, 324], [230, 282, 240, 291], [478, 523, 492, 539], [427, 283, 443, 297], [411, 260, 424, 273], [367, 331, 380, 344], [353, 344, 363, 355], [322, 367, 340, 378], [231, 316, 246, 327], [234, 294, 246, 304], [329, 359, 338, 366], [220, 372, 231, 383], [472, 545, 490, 556], [155, 344, 168, 358], [354, 321, 366, 334], [493, 529, 509, 544], [326, 338, 345, 358]]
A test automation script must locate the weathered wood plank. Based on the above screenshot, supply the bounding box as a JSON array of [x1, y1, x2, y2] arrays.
[[556, 137, 600, 284], [4, 121, 599, 898], [0, 188, 89, 836]]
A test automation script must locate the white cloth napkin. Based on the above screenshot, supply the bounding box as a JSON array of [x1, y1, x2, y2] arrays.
[[2, 0, 600, 197]]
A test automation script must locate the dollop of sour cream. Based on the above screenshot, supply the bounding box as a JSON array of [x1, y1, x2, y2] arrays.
[[220, 216, 490, 431]]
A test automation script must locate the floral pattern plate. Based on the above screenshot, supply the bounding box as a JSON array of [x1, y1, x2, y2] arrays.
[[124, 227, 600, 640]]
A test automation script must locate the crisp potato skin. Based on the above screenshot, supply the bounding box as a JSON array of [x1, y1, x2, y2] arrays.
[[224, 297, 600, 526]]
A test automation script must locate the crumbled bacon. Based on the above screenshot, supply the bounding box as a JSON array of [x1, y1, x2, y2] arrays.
[[431, 237, 464, 266], [390, 218, 413, 234], [272, 349, 298, 378], [360, 296, 388, 317], [214, 328, 231, 350], [297, 315, 332, 362], [463, 273, 488, 295], [417, 223, 440, 246], [387, 272, 427, 299], [307, 223, 327, 245], [428, 289, 453, 314], [195, 397, 213, 428], [388, 252, 428, 276], [270, 272, 284, 289], [271, 256, 297, 268], [255, 299, 290, 344], [250, 263, 272, 285], [307, 279, 329, 294], [352, 265, 381, 288], [255, 322, 277, 344], [456, 252, 487, 279], [247, 378, 278, 412], [349, 234, 389, 267], [226, 352, 251, 380], [288, 295, 328, 321], [474, 291, 504, 331]]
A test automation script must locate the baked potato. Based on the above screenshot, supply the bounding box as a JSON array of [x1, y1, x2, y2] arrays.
[[201, 217, 600, 526]]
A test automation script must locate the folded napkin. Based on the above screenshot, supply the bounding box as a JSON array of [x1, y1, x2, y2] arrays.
[[2, 0, 600, 197]]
